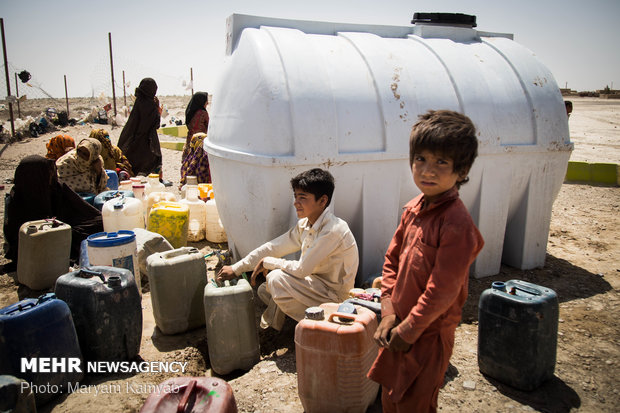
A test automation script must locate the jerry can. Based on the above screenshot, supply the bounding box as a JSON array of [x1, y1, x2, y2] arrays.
[[0, 375, 37, 413], [203, 278, 259, 375], [0, 293, 83, 406], [54, 266, 142, 361], [140, 377, 237, 413], [102, 195, 145, 233], [179, 186, 207, 242], [147, 201, 189, 249], [145, 191, 178, 220], [478, 280, 559, 391], [205, 199, 226, 243], [105, 169, 119, 190], [93, 189, 135, 211], [144, 173, 165, 196], [295, 302, 379, 413], [17, 218, 71, 290], [146, 247, 207, 335]]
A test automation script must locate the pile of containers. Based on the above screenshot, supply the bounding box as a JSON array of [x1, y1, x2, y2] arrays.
[[205, 13, 572, 280]]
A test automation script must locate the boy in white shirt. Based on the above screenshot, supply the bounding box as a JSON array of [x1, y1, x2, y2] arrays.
[[217, 168, 359, 330]]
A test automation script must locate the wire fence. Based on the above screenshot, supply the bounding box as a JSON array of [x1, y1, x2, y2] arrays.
[[0, 55, 195, 142]]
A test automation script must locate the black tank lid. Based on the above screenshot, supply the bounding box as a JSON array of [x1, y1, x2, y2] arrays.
[[412, 12, 477, 28]]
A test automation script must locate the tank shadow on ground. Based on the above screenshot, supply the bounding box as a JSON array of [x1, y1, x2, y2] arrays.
[[461, 253, 612, 323], [484, 374, 581, 413]]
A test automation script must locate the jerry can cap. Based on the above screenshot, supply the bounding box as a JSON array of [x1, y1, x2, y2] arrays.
[[304, 306, 324, 320]]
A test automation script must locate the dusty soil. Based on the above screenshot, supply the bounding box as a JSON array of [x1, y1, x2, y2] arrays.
[[0, 97, 618, 413]]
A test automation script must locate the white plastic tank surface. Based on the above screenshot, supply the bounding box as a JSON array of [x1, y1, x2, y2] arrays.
[[205, 14, 573, 280]]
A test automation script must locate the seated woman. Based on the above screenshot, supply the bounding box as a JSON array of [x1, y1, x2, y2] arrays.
[[180, 132, 211, 185], [45, 134, 76, 160], [56, 138, 108, 194], [89, 128, 134, 178], [3, 155, 103, 265]]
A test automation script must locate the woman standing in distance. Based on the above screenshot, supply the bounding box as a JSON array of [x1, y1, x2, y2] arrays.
[[118, 78, 163, 178]]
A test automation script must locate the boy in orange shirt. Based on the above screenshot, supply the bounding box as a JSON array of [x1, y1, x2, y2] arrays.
[[368, 110, 484, 412]]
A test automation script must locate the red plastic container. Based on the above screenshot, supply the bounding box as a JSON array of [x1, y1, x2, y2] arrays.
[[295, 303, 380, 413], [139, 377, 237, 413]]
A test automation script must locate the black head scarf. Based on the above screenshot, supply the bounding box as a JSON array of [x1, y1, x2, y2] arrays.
[[185, 92, 208, 125], [135, 77, 158, 99]]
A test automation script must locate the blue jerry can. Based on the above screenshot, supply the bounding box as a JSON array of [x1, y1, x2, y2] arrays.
[[0, 293, 84, 405]]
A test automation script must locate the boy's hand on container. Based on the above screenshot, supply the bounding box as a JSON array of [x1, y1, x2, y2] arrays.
[[250, 259, 269, 287], [374, 314, 397, 348], [387, 328, 411, 352], [216, 265, 236, 282]]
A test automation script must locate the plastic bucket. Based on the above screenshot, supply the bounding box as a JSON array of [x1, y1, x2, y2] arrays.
[[86, 230, 140, 293]]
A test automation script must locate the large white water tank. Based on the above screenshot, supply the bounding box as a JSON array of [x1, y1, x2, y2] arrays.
[[205, 13, 572, 281]]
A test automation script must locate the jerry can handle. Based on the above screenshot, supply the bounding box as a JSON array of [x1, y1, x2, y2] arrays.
[[511, 282, 542, 296], [328, 312, 356, 324], [77, 268, 106, 283], [113, 194, 126, 209], [6, 301, 35, 315], [43, 217, 61, 228], [176, 379, 197, 413], [7, 293, 57, 314]]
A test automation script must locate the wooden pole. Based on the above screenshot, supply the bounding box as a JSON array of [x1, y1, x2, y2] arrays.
[[1, 18, 15, 138], [190, 67, 194, 95], [108, 32, 117, 117], [14, 72, 20, 118], [122, 70, 127, 107], [64, 75, 70, 118]]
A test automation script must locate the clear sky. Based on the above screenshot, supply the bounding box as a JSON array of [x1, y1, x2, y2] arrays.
[[1, 0, 618, 98]]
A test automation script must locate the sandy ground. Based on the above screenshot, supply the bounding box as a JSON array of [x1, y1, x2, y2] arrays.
[[0, 96, 618, 412]]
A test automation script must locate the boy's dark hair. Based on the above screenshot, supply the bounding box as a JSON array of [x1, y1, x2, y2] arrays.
[[290, 168, 335, 207], [409, 110, 478, 188]]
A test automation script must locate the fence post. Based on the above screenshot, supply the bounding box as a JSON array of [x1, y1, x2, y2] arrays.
[[1, 18, 15, 138], [64, 75, 70, 118], [108, 32, 117, 117]]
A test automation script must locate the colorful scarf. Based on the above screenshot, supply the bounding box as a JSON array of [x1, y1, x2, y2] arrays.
[[45, 134, 76, 160], [89, 128, 134, 175], [56, 138, 107, 194]]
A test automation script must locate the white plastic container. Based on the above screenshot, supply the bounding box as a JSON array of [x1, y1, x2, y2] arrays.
[[145, 191, 178, 220], [131, 183, 145, 202], [206, 14, 572, 280], [179, 186, 207, 242], [205, 198, 227, 243], [180, 175, 198, 199], [101, 196, 144, 232], [146, 247, 207, 335], [86, 230, 140, 293], [144, 173, 164, 196], [17, 219, 71, 290], [119, 180, 133, 191]]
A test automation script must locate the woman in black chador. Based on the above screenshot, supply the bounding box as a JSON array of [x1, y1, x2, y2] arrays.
[[118, 77, 162, 176], [3, 155, 103, 266]]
